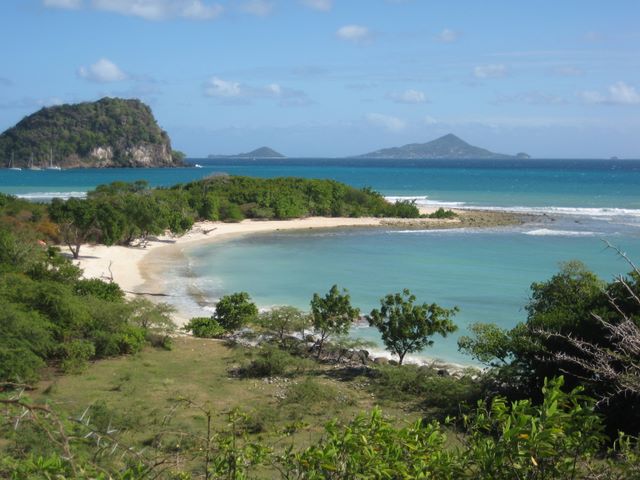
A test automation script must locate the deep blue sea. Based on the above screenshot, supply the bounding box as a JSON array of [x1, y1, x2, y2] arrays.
[[2, 158, 639, 364]]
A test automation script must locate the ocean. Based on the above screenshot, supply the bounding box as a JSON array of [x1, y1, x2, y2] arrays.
[[2, 158, 639, 364]]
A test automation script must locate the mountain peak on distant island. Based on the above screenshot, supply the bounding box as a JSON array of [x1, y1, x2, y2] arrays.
[[208, 146, 285, 159], [358, 133, 525, 159]]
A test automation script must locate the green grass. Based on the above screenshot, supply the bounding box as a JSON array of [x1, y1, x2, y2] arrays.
[[29, 337, 419, 455]]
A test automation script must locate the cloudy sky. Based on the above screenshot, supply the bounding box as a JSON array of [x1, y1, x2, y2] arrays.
[[0, 0, 639, 157]]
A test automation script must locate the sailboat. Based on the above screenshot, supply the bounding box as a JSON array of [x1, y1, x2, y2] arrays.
[[45, 148, 62, 171], [8, 152, 22, 171], [28, 153, 42, 171]]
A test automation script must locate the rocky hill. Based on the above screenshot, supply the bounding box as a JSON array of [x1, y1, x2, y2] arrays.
[[358, 133, 523, 159], [0, 97, 185, 168], [208, 146, 285, 159]]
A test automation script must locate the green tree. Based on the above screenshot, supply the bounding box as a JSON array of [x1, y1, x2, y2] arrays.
[[214, 292, 258, 331], [185, 316, 225, 338], [310, 285, 360, 358], [128, 298, 176, 348], [48, 198, 97, 259], [368, 289, 458, 365], [256, 306, 311, 346]]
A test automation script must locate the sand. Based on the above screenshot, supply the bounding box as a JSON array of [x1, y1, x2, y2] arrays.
[[74, 208, 527, 324], [72, 209, 522, 371]]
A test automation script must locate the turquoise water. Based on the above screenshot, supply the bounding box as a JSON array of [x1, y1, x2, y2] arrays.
[[2, 158, 640, 210], [181, 225, 640, 364], [2, 159, 639, 364]]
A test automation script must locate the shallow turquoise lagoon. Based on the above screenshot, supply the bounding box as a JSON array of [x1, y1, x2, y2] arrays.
[[180, 224, 640, 364]]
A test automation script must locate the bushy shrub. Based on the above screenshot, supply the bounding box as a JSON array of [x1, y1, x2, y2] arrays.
[[428, 207, 457, 219], [370, 364, 482, 418], [0, 345, 45, 383], [387, 200, 421, 218], [74, 278, 124, 302], [240, 347, 297, 377], [185, 317, 225, 338], [60, 339, 95, 374], [219, 202, 244, 222]]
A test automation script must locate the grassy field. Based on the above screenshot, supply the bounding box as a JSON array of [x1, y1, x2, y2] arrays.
[[26, 337, 422, 462]]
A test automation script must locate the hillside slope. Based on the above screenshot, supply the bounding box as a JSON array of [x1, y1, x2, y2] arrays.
[[0, 97, 184, 168], [359, 133, 518, 159]]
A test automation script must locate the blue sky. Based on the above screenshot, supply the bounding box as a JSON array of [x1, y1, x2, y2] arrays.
[[0, 0, 639, 157]]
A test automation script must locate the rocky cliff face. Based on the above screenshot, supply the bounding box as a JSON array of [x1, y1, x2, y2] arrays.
[[0, 97, 185, 168]]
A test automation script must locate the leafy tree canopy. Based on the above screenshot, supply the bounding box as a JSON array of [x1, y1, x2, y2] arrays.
[[368, 289, 458, 364]]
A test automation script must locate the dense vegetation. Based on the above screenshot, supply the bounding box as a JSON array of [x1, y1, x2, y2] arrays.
[[1, 178, 639, 478], [0, 193, 176, 383], [458, 260, 640, 436], [0, 97, 184, 168], [48, 176, 419, 258]]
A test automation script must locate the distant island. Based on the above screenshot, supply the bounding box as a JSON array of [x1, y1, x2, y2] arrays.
[[208, 146, 285, 159], [0, 97, 185, 169], [357, 133, 529, 160]]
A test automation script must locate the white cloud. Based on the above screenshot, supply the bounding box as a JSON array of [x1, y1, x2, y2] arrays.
[[204, 76, 310, 106], [580, 81, 640, 105], [182, 0, 223, 19], [474, 64, 508, 79], [91, 0, 223, 21], [437, 28, 459, 43], [366, 113, 406, 132], [78, 58, 127, 83], [608, 82, 640, 104], [43, 0, 83, 8], [240, 0, 273, 16], [336, 25, 372, 43], [389, 89, 427, 104], [205, 77, 242, 98], [301, 0, 332, 11]]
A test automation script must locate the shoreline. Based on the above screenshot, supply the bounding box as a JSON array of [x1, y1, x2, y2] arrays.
[[75, 208, 528, 306], [74, 208, 529, 368]]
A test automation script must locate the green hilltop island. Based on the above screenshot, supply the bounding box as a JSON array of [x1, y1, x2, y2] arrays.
[[357, 133, 530, 159], [0, 97, 185, 169], [208, 146, 285, 159]]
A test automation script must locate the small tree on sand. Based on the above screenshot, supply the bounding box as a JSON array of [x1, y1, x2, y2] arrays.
[[310, 285, 360, 358], [367, 289, 458, 365]]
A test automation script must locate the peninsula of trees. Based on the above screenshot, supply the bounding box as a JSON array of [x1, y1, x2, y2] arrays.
[[0, 97, 185, 168], [208, 146, 285, 159], [358, 133, 529, 159]]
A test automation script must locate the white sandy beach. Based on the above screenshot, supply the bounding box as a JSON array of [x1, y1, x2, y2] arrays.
[[72, 210, 490, 371], [76, 216, 386, 294], [75, 207, 455, 295]]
